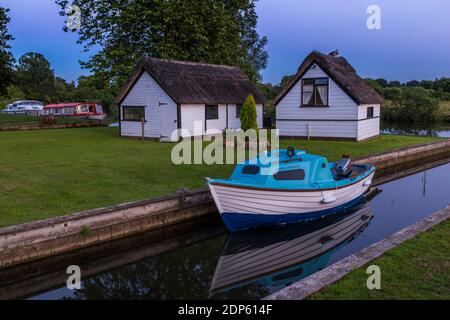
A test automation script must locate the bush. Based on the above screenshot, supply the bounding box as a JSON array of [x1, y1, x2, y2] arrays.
[[240, 94, 258, 132], [382, 87, 440, 123]]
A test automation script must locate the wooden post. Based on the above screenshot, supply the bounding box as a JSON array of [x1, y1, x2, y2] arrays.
[[141, 116, 145, 141], [307, 122, 310, 140]]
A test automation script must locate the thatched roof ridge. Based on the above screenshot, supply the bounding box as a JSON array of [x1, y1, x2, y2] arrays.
[[116, 57, 266, 105], [274, 50, 384, 106]]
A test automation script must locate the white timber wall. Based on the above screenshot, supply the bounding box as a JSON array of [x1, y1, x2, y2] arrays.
[[357, 104, 381, 119], [357, 104, 381, 141], [227, 104, 240, 129], [357, 118, 380, 141], [256, 104, 263, 128], [120, 72, 176, 139], [181, 104, 205, 137], [181, 103, 263, 137], [276, 64, 359, 139], [277, 120, 358, 139], [206, 104, 227, 133]]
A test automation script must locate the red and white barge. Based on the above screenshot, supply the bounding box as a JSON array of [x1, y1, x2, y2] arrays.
[[43, 102, 107, 120]]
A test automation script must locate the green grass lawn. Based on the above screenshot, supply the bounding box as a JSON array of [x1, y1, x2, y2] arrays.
[[311, 220, 450, 300], [0, 127, 441, 227]]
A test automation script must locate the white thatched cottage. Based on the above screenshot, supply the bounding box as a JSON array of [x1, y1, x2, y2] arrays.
[[115, 57, 266, 141], [274, 50, 384, 141]]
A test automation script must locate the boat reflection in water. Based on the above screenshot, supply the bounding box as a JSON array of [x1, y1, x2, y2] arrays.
[[210, 199, 374, 294]]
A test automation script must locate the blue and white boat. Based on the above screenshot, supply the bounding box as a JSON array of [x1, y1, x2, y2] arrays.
[[205, 148, 375, 232]]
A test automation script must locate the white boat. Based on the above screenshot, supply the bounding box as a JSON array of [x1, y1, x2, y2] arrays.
[[2, 100, 44, 115], [206, 148, 375, 232]]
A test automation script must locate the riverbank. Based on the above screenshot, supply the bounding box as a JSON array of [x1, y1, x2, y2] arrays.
[[0, 127, 443, 228], [311, 219, 450, 299], [1, 138, 449, 269], [0, 114, 110, 131], [2, 158, 449, 299], [265, 206, 450, 300]]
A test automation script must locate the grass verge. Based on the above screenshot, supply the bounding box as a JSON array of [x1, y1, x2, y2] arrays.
[[0, 127, 442, 227], [311, 220, 450, 299]]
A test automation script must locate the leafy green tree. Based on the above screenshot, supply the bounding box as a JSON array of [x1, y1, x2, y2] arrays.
[[365, 78, 384, 96], [279, 74, 296, 88], [387, 80, 402, 87], [406, 80, 420, 87], [16, 52, 58, 102], [433, 77, 450, 93], [55, 0, 268, 86], [382, 87, 439, 123], [375, 78, 388, 87], [383, 87, 402, 100], [68, 74, 116, 114], [257, 82, 280, 102], [240, 94, 258, 131], [0, 7, 14, 96], [0, 85, 25, 106]]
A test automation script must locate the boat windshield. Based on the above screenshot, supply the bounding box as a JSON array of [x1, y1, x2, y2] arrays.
[[77, 104, 90, 113]]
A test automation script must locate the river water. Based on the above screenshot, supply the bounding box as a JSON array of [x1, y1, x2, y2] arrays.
[[381, 122, 450, 138], [26, 158, 450, 300]]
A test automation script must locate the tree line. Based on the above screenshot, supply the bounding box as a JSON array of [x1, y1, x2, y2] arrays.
[[1, 2, 449, 124], [1, 1, 269, 115], [365, 78, 450, 123]]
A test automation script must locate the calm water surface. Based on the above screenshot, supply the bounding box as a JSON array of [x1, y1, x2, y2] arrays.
[[31, 161, 450, 300]]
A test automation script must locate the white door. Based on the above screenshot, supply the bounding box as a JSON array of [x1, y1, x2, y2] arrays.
[[159, 98, 178, 141]]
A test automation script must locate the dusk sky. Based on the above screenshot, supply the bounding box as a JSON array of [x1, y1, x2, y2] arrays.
[[1, 0, 449, 84]]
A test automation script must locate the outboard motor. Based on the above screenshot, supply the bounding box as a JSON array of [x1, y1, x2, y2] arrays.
[[336, 155, 352, 178], [287, 147, 295, 158]]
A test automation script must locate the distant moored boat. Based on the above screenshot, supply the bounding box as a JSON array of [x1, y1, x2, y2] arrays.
[[1, 100, 44, 115], [43, 102, 107, 120]]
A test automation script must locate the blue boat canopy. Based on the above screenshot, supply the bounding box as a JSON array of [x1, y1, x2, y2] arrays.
[[209, 149, 374, 191]]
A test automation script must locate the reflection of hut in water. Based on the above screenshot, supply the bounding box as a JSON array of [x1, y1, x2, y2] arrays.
[[210, 201, 374, 293]]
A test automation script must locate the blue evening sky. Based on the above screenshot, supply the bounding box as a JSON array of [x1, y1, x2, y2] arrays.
[[1, 0, 449, 84]]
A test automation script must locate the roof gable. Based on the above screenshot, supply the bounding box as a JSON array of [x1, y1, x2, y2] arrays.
[[274, 51, 384, 106], [116, 58, 267, 105]]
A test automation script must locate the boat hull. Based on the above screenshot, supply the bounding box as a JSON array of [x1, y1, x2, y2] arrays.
[[88, 114, 107, 120], [207, 172, 375, 232]]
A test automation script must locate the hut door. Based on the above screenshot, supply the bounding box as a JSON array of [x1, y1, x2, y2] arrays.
[[159, 98, 178, 141]]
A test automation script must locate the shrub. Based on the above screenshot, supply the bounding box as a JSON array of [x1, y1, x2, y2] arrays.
[[240, 94, 258, 132]]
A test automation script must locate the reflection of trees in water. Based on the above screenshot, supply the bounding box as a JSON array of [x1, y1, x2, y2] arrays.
[[67, 234, 269, 300], [381, 121, 450, 137], [382, 125, 438, 137]]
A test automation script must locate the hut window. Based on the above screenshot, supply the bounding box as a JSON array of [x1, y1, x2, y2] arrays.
[[123, 106, 145, 121], [273, 169, 305, 181], [206, 105, 219, 120], [236, 104, 243, 118], [302, 78, 328, 107], [242, 165, 260, 175], [367, 106, 374, 118]]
